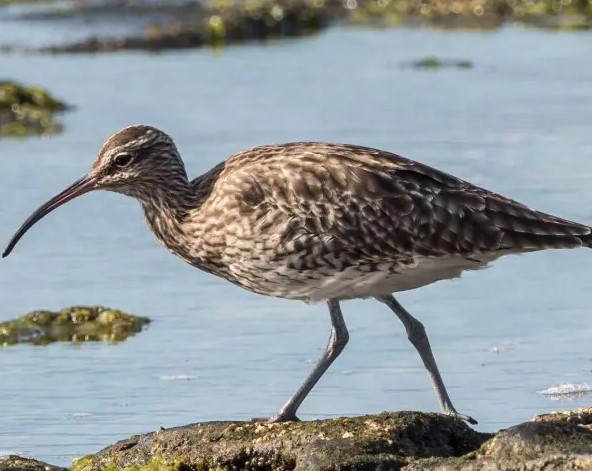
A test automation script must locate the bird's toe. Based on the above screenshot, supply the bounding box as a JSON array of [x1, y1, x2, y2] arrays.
[[254, 413, 300, 423], [448, 411, 478, 425]]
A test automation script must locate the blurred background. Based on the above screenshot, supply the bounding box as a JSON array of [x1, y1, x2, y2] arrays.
[[1, 0, 592, 466]]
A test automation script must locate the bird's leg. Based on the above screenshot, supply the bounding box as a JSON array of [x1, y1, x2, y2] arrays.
[[265, 299, 349, 423], [376, 295, 477, 425]]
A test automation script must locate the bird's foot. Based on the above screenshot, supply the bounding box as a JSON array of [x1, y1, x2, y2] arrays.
[[251, 413, 301, 423], [268, 412, 301, 423], [446, 410, 478, 425]]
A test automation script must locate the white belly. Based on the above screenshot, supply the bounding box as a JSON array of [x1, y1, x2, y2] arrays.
[[228, 252, 508, 303], [301, 254, 497, 302]]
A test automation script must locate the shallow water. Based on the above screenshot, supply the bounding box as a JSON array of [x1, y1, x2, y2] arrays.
[[1, 23, 592, 466]]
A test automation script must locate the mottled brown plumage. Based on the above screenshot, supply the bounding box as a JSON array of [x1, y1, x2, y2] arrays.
[[181, 141, 590, 301], [4, 125, 591, 425]]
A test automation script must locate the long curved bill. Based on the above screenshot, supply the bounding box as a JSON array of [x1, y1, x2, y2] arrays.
[[2, 176, 96, 258]]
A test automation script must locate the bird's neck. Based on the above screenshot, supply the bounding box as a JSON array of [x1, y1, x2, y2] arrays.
[[139, 178, 196, 258], [139, 163, 226, 269]]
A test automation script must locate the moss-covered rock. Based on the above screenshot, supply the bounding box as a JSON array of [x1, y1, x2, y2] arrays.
[[0, 306, 150, 346], [35, 0, 330, 54], [0, 455, 66, 471], [0, 81, 68, 137], [70, 412, 489, 471]]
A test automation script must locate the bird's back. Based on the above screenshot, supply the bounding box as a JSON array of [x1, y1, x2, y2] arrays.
[[181, 142, 591, 301]]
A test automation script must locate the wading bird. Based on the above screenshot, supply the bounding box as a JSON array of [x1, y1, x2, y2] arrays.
[[4, 125, 591, 425]]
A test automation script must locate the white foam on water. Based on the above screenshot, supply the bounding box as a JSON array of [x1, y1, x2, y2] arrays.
[[489, 341, 520, 354], [537, 383, 592, 400]]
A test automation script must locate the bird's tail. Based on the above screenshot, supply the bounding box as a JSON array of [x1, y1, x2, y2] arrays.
[[579, 230, 592, 248], [494, 209, 592, 251]]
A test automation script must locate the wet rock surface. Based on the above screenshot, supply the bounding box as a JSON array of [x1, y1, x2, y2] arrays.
[[0, 81, 68, 137], [0, 455, 66, 471], [0, 306, 150, 345]]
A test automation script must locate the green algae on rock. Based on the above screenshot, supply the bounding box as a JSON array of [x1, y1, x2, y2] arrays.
[[72, 455, 187, 471], [0, 306, 150, 346], [0, 81, 68, 137], [35, 0, 330, 54]]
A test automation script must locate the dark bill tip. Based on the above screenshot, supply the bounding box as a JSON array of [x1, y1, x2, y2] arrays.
[[2, 176, 96, 258]]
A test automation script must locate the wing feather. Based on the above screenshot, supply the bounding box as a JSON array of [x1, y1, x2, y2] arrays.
[[224, 142, 591, 263]]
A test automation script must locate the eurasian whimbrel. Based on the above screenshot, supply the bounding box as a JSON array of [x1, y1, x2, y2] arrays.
[[4, 125, 591, 425]]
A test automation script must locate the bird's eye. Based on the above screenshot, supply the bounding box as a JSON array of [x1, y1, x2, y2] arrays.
[[113, 153, 133, 168]]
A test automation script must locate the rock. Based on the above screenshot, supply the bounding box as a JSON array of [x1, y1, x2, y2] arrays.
[[0, 408, 589, 470], [69, 408, 592, 471], [0, 81, 68, 137], [0, 455, 66, 471], [17, 0, 592, 55], [33, 0, 331, 54], [533, 406, 592, 431], [409, 420, 592, 470], [0, 306, 150, 346], [70, 412, 490, 471]]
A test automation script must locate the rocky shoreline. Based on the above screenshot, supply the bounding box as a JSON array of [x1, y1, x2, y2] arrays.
[[1, 406, 590, 470], [2, 0, 591, 55]]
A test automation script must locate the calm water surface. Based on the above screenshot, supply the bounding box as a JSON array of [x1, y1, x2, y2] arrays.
[[1, 23, 592, 466]]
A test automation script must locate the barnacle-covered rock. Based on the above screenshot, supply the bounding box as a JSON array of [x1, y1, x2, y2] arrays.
[[0, 455, 66, 471]]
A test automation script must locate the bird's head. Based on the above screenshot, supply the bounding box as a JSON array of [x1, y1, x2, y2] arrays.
[[90, 125, 185, 197], [2, 125, 185, 258]]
